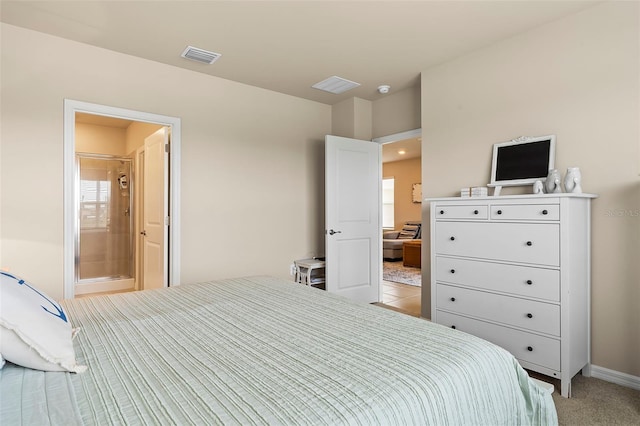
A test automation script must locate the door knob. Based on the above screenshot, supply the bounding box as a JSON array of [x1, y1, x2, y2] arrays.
[[328, 229, 342, 235], [140, 230, 147, 236]]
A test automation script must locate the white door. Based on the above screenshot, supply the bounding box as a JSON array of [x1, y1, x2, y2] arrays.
[[325, 135, 381, 303], [142, 127, 169, 289]]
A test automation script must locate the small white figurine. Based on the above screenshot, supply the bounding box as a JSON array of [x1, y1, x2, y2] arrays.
[[533, 180, 544, 194]]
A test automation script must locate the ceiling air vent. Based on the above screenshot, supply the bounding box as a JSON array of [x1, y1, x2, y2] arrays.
[[312, 76, 361, 94], [181, 45, 222, 64]]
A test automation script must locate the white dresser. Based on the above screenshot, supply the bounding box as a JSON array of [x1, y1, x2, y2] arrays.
[[429, 194, 596, 397]]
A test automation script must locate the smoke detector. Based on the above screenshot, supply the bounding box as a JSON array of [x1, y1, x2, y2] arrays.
[[181, 45, 222, 64], [377, 85, 391, 94]]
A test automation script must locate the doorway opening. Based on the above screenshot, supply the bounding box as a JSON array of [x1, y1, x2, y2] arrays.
[[63, 100, 181, 299], [374, 129, 422, 317]]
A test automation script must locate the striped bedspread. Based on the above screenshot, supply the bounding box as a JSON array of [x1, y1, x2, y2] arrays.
[[1, 276, 557, 425]]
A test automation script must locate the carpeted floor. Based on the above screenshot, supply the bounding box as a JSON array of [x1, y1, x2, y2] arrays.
[[550, 373, 640, 425], [382, 261, 421, 286]]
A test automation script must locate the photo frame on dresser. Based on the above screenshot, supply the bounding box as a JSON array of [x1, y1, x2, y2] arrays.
[[488, 135, 556, 195]]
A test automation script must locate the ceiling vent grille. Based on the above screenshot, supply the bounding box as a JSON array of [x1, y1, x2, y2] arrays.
[[181, 46, 222, 64], [312, 76, 361, 94]]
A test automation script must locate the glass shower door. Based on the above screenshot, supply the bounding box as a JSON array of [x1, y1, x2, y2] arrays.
[[76, 155, 133, 284]]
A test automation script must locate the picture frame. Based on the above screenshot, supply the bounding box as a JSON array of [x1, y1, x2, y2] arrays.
[[489, 135, 556, 188], [412, 183, 422, 203]]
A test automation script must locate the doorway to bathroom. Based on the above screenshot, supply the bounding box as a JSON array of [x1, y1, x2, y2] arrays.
[[63, 100, 181, 299]]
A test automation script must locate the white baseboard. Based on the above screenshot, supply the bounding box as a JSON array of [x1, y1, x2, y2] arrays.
[[590, 365, 640, 391]]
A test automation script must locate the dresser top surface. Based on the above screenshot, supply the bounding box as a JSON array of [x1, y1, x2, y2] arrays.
[[427, 193, 597, 203]]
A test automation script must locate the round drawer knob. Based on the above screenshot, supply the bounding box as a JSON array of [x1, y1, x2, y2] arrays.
[[450, 297, 456, 302], [473, 210, 479, 215], [542, 209, 548, 215], [527, 313, 533, 319], [527, 346, 533, 352], [526, 241, 533, 246], [451, 325, 456, 329], [497, 210, 503, 215], [526, 280, 533, 285], [450, 236, 455, 241], [450, 269, 456, 274], [439, 210, 444, 215]]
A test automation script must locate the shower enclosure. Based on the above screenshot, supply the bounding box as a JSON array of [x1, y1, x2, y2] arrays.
[[75, 155, 134, 293]]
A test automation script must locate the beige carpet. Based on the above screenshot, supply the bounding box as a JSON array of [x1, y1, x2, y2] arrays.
[[549, 374, 640, 425]]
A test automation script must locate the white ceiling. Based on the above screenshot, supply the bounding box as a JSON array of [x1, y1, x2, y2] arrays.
[[0, 0, 599, 105]]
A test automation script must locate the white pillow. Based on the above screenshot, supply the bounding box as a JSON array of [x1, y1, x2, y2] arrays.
[[0, 353, 5, 369], [0, 272, 86, 373]]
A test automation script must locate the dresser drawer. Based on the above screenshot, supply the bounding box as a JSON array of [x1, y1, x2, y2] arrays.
[[435, 284, 560, 336], [490, 204, 559, 221], [435, 257, 560, 302], [435, 222, 560, 266], [434, 205, 488, 220], [436, 311, 560, 371]]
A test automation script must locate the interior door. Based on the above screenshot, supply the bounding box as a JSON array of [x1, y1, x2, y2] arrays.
[[325, 135, 381, 303], [142, 127, 169, 289]]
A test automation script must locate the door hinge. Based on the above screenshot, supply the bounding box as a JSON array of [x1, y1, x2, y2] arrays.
[[165, 143, 170, 153], [165, 216, 170, 226]]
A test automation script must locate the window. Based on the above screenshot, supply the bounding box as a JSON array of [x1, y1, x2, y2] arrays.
[[80, 178, 110, 229], [382, 178, 395, 229]]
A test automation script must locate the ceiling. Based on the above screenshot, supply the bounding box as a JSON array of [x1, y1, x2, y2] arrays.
[[1, 1, 599, 105], [382, 137, 421, 163]]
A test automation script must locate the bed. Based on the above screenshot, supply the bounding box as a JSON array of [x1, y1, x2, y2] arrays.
[[0, 275, 557, 425]]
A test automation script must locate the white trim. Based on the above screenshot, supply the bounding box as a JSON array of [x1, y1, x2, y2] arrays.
[[590, 365, 640, 391], [63, 99, 181, 299], [372, 128, 421, 144]]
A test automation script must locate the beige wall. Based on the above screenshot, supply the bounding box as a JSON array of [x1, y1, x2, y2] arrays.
[[372, 85, 421, 139], [76, 122, 127, 156], [331, 97, 373, 140], [331, 88, 419, 141], [0, 23, 331, 300], [126, 121, 164, 155], [383, 158, 422, 231], [421, 1, 639, 377]]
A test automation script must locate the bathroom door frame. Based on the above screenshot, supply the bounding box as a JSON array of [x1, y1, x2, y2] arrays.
[[63, 99, 181, 299]]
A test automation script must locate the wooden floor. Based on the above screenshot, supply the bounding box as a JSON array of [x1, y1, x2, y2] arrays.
[[380, 280, 422, 317]]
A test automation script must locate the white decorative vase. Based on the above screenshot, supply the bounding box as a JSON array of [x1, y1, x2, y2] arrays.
[[563, 167, 582, 193], [545, 169, 562, 193]]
